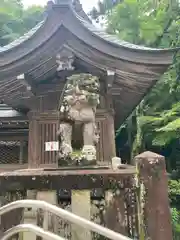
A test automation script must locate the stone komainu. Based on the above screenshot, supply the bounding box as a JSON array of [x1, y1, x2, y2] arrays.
[[57, 73, 100, 165]]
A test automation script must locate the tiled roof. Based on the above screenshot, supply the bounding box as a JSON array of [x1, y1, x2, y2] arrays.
[[75, 13, 166, 51], [0, 4, 169, 54]]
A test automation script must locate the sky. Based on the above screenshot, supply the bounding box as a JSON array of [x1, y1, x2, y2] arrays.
[[22, 0, 98, 12]]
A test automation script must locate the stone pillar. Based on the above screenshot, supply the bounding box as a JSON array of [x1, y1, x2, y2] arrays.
[[135, 151, 173, 240], [104, 190, 127, 236], [71, 190, 91, 240], [22, 190, 37, 240], [36, 191, 58, 235]]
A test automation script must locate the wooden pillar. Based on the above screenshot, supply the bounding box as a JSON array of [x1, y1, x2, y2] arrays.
[[108, 114, 116, 158], [71, 190, 91, 240], [28, 116, 40, 168], [0, 196, 3, 237], [28, 111, 59, 168], [19, 140, 24, 164], [135, 151, 173, 240]]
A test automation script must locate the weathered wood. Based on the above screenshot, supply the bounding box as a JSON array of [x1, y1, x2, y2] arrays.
[[28, 119, 40, 167], [39, 120, 58, 167], [0, 164, 28, 172], [107, 114, 116, 158], [19, 140, 24, 164], [106, 70, 115, 93], [71, 190, 91, 240]]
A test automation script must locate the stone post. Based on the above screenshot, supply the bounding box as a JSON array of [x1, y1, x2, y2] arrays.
[[71, 190, 91, 240], [36, 191, 58, 236], [135, 151, 173, 240], [22, 190, 37, 240], [104, 190, 127, 236]]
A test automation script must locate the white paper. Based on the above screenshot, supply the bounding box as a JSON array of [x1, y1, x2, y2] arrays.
[[45, 142, 59, 152]]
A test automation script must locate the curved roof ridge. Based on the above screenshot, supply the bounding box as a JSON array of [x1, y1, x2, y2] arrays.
[[72, 0, 91, 23], [0, 2, 178, 54], [0, 1, 90, 54]]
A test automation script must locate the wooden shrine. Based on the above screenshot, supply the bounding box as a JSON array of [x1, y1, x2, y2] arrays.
[[0, 0, 176, 240]]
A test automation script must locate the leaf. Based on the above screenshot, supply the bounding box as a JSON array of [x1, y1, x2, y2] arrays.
[[0, 1, 44, 46], [138, 116, 163, 129], [152, 131, 178, 146], [157, 119, 180, 132]]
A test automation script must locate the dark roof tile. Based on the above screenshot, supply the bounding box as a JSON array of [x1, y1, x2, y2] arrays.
[[0, 6, 171, 54]]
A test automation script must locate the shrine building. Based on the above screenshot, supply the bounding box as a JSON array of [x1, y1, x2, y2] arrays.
[[0, 1, 177, 239]]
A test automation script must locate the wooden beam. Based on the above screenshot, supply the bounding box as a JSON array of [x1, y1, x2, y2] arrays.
[[17, 74, 32, 91], [106, 70, 115, 93], [17, 74, 37, 97]]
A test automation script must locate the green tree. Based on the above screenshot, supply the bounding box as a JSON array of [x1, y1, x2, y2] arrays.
[[91, 1, 180, 237], [0, 0, 44, 46], [98, 0, 180, 163]]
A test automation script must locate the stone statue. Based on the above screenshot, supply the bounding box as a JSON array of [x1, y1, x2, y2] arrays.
[[57, 73, 100, 165]]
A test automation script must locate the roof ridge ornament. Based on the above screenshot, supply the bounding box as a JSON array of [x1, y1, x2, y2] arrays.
[[72, 0, 82, 11], [54, 0, 72, 5], [56, 47, 75, 71]]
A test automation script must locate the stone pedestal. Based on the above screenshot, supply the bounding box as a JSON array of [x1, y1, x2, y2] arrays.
[[71, 190, 91, 240]]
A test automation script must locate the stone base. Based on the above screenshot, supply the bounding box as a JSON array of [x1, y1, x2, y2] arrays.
[[58, 145, 97, 167]]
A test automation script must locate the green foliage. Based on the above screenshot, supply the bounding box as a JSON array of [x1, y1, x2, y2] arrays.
[[157, 119, 180, 132], [89, 0, 122, 19], [171, 208, 180, 239], [0, 0, 44, 46], [90, 0, 180, 171], [169, 180, 180, 199], [169, 180, 180, 239]]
